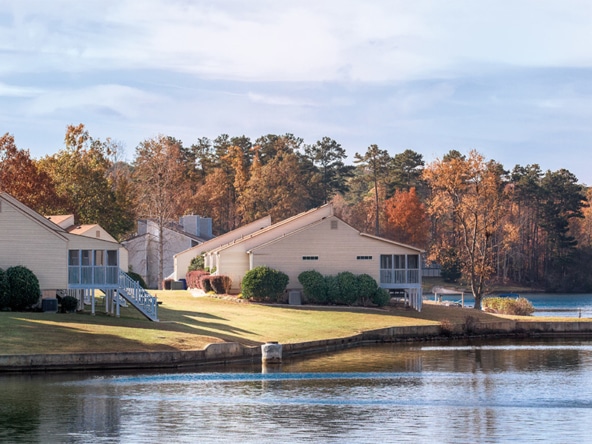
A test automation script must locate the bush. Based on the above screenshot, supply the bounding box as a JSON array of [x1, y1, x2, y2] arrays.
[[324, 275, 340, 304], [200, 275, 214, 292], [298, 270, 327, 304], [483, 296, 535, 316], [202, 275, 232, 294], [6, 266, 40, 311], [357, 273, 379, 306], [126, 271, 147, 289], [0, 268, 9, 310], [241, 266, 289, 303], [186, 270, 210, 289], [188, 254, 205, 272], [336, 272, 359, 305], [61, 295, 78, 312], [371, 288, 391, 307]]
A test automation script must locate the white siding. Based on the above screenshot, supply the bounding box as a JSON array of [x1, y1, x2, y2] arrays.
[[251, 217, 420, 289], [0, 199, 68, 289], [174, 215, 272, 280]]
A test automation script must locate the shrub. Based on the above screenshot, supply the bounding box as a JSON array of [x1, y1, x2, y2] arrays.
[[61, 295, 78, 312], [336, 271, 359, 305], [6, 266, 40, 311], [126, 271, 147, 289], [200, 275, 214, 293], [203, 275, 232, 294], [483, 296, 535, 316], [186, 270, 210, 289], [357, 274, 379, 306], [298, 270, 327, 304], [188, 254, 205, 272], [0, 268, 9, 310], [371, 288, 391, 307], [241, 266, 289, 303], [324, 275, 340, 304]]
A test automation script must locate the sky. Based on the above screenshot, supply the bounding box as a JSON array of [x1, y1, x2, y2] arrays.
[[2, 0, 592, 184]]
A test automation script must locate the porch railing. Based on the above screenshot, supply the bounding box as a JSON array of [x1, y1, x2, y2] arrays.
[[380, 269, 420, 285]]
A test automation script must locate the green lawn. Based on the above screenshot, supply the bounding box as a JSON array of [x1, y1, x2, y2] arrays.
[[0, 290, 586, 355]]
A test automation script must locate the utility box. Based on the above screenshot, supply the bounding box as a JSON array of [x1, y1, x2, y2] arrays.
[[42, 298, 58, 313], [288, 290, 302, 305]]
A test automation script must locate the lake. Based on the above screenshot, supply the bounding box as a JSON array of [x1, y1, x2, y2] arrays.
[[435, 292, 592, 317], [2, 336, 592, 443]]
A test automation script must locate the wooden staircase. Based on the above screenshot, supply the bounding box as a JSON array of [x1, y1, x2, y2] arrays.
[[116, 270, 159, 321]]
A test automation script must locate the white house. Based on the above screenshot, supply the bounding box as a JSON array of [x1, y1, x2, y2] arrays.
[[123, 215, 213, 288], [174, 204, 424, 309], [0, 192, 158, 321]]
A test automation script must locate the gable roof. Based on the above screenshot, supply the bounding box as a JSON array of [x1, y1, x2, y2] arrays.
[[246, 214, 425, 253], [205, 204, 334, 255], [45, 214, 74, 228], [174, 215, 272, 258], [0, 192, 68, 241], [123, 219, 209, 244]]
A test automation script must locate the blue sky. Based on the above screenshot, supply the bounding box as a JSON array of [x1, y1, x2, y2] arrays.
[[2, 0, 592, 184]]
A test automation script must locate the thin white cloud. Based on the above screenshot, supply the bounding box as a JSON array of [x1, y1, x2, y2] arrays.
[[25, 84, 164, 118]]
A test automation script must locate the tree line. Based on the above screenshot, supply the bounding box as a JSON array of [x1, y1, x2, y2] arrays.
[[1, 124, 590, 302]]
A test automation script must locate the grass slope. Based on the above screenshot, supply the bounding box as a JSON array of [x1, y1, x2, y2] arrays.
[[0, 290, 587, 355]]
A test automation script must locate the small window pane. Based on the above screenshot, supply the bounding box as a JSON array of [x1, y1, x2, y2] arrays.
[[68, 250, 79, 266], [408, 255, 419, 269], [107, 250, 118, 266], [81, 250, 92, 266], [94, 250, 104, 266], [380, 255, 392, 269]]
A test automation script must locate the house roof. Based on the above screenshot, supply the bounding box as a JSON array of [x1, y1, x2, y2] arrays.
[[205, 204, 334, 255], [174, 215, 272, 258], [45, 214, 74, 227], [123, 219, 209, 244], [0, 192, 68, 241], [246, 214, 425, 254]]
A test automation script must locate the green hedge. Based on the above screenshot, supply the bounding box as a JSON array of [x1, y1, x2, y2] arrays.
[[298, 270, 390, 307], [241, 266, 289, 302], [0, 268, 10, 309]]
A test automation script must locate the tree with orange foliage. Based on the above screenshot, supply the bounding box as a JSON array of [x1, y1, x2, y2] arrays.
[[384, 187, 429, 248], [423, 150, 507, 309], [0, 133, 60, 214]]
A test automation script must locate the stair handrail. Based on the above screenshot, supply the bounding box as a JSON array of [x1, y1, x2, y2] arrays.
[[118, 270, 159, 321]]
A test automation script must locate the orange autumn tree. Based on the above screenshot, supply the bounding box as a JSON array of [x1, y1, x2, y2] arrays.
[[423, 150, 507, 310], [0, 133, 60, 214], [384, 187, 429, 248]]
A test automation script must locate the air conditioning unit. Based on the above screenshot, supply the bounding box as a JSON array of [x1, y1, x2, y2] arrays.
[[42, 298, 58, 313], [288, 290, 302, 305]]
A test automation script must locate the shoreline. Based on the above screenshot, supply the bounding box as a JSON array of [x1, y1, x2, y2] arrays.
[[2, 319, 592, 373]]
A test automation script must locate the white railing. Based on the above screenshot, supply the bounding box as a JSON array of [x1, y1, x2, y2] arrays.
[[380, 269, 420, 285], [117, 270, 159, 321]]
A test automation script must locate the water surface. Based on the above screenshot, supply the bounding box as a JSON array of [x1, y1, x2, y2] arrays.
[[2, 337, 592, 443]]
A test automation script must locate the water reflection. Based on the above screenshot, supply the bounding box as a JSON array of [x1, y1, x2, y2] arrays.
[[2, 337, 592, 443]]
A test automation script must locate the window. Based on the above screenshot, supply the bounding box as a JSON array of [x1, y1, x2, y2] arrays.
[[357, 256, 372, 260], [94, 250, 105, 266], [380, 255, 392, 269], [81, 250, 92, 266], [107, 250, 118, 266], [302, 256, 319, 260], [393, 255, 406, 269], [68, 250, 80, 266], [408, 254, 419, 269]]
